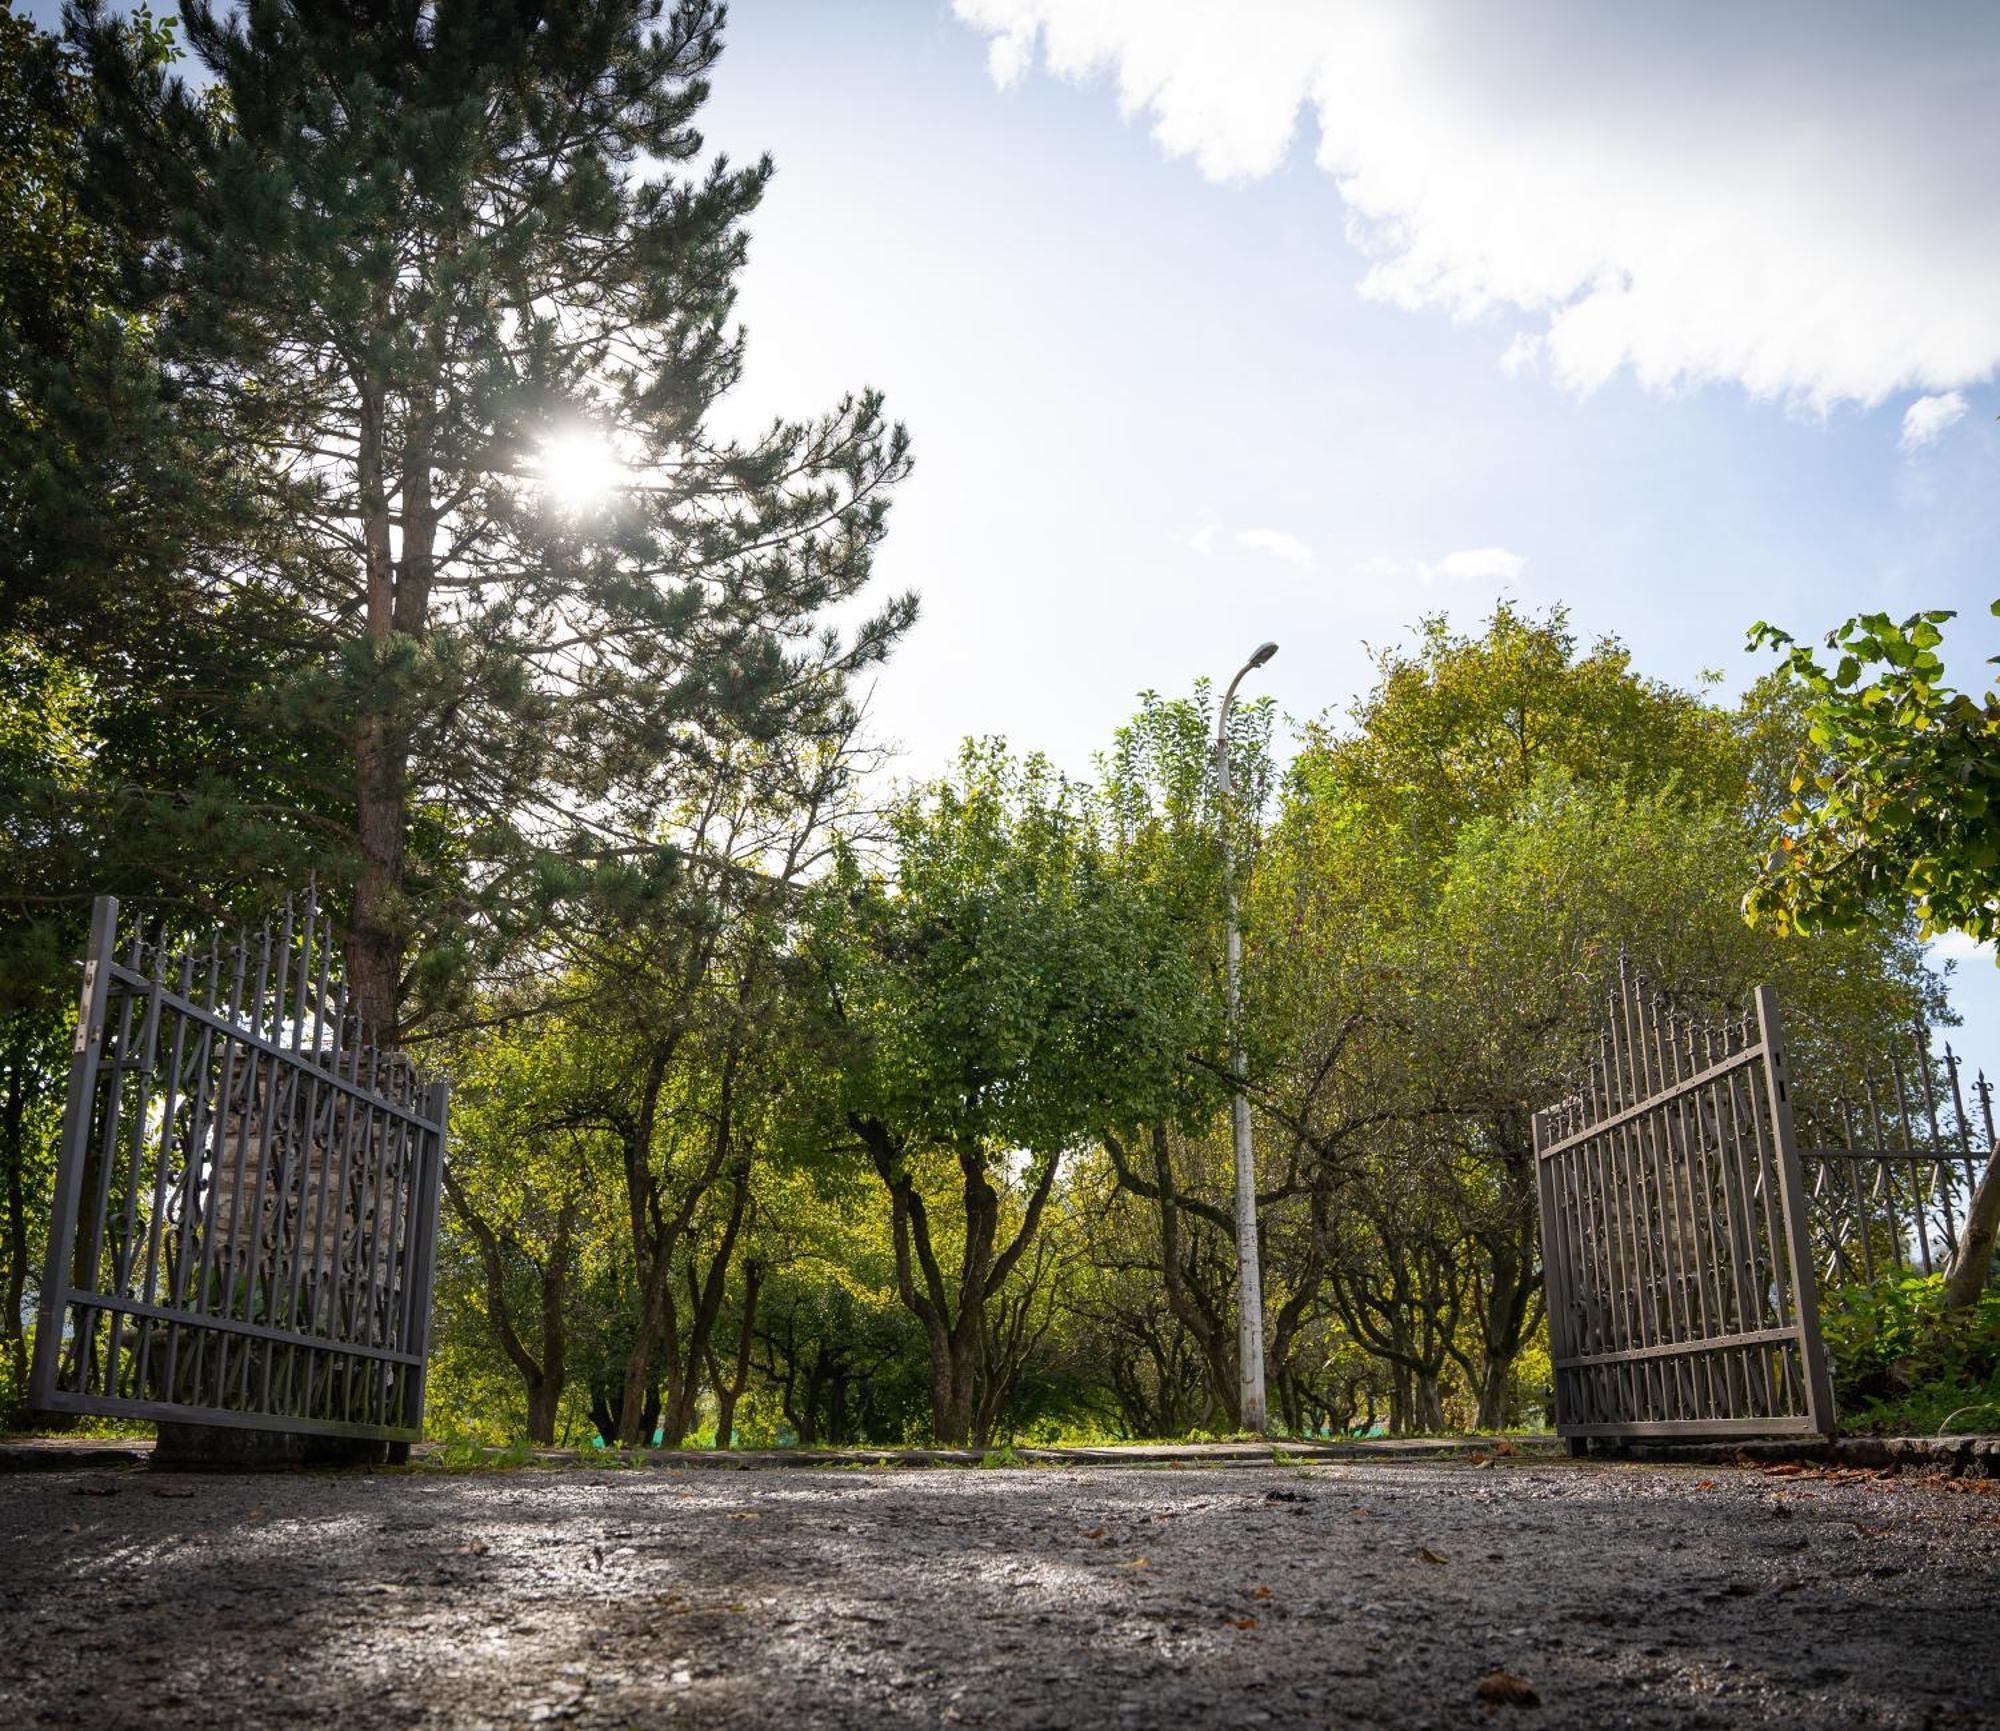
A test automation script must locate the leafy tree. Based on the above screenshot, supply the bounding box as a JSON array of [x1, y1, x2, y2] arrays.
[[1297, 602, 1737, 901], [810, 743, 1199, 1444], [438, 1006, 610, 1443], [0, 6, 325, 1419], [1745, 604, 2000, 949], [1264, 605, 1939, 1428], [70, 0, 915, 1036], [1744, 603, 2000, 1308]]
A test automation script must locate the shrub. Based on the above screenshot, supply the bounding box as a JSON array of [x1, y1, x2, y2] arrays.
[[1820, 1273, 2000, 1434]]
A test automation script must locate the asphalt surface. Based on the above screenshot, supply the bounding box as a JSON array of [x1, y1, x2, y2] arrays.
[[1, 1457, 1996, 1729]]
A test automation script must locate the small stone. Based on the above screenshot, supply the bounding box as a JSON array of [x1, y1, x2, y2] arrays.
[[1475, 1668, 1540, 1707]]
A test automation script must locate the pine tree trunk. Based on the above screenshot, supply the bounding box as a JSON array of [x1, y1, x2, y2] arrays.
[[350, 396, 406, 1038]]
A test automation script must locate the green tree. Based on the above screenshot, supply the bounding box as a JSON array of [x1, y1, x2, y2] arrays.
[[811, 743, 1197, 1444], [0, 5, 325, 1421], [71, 0, 915, 1036], [1266, 604, 1937, 1428], [1745, 604, 2000, 949], [438, 1006, 610, 1443], [1744, 602, 2000, 1309]]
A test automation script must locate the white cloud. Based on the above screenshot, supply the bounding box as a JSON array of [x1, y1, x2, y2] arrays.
[[1423, 546, 1526, 584], [1347, 547, 1527, 586], [954, 1, 2000, 408], [1900, 391, 1970, 453], [1235, 526, 1315, 568], [1929, 929, 1996, 965], [1188, 521, 1219, 556]]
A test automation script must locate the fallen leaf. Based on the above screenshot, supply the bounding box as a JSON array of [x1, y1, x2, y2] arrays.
[[1469, 1452, 1490, 1467], [460, 1538, 489, 1555], [1474, 1668, 1540, 1706], [1250, 1585, 1274, 1600], [1417, 1547, 1449, 1566], [1696, 1479, 1717, 1491], [1233, 1616, 1259, 1630], [1084, 1526, 1106, 1540], [149, 1485, 195, 1500], [1118, 1556, 1149, 1570], [245, 1506, 268, 1523], [725, 1512, 761, 1522], [1494, 1439, 1516, 1458]]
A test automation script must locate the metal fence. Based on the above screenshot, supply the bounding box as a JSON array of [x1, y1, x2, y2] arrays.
[[1795, 1031, 1996, 1288], [30, 890, 447, 1442], [1532, 963, 1835, 1443]]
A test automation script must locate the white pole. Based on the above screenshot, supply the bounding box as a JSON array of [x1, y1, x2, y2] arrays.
[[1217, 642, 1276, 1435]]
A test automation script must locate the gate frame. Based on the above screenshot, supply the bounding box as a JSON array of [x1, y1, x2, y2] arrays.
[[1532, 971, 1837, 1445], [29, 893, 448, 1444]]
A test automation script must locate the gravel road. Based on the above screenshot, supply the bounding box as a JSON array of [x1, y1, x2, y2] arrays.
[[1, 1457, 1996, 1729]]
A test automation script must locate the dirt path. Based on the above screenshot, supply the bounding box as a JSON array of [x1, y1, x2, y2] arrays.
[[1, 1458, 1995, 1729]]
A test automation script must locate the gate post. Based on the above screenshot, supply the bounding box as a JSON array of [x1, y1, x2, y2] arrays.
[[29, 896, 118, 1414], [1754, 986, 1838, 1438]]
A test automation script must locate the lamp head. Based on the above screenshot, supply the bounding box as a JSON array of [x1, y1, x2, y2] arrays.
[[1249, 641, 1279, 669]]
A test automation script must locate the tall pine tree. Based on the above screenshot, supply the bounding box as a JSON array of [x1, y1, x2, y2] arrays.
[[72, 0, 915, 1035]]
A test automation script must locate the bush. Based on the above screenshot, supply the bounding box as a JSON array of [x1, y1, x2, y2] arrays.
[[1820, 1273, 2000, 1434]]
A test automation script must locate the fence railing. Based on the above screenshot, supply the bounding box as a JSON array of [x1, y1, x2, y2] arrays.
[[30, 889, 447, 1442], [1795, 1031, 1996, 1288]]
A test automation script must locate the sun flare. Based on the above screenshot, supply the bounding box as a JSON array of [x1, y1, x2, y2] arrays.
[[536, 425, 624, 515]]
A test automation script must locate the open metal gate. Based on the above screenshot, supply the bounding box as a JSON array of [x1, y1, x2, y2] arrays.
[[1532, 963, 1835, 1443], [30, 890, 447, 1443]]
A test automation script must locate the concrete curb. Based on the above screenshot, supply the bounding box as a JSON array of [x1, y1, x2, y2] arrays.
[[6, 1430, 1996, 1475], [463, 1436, 1565, 1472], [1608, 1432, 2000, 1478], [0, 1438, 152, 1471]]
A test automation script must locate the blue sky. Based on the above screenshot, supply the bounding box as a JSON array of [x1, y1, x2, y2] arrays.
[[695, 0, 1999, 1053]]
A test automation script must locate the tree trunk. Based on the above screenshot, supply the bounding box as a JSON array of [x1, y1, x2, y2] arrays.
[[1414, 1374, 1446, 1434], [525, 1377, 562, 1447], [1145, 1126, 1239, 1428], [708, 1259, 761, 1448], [348, 391, 406, 1038], [618, 1269, 671, 1446], [589, 1387, 618, 1448], [1944, 1142, 2000, 1310], [662, 1166, 752, 1446]]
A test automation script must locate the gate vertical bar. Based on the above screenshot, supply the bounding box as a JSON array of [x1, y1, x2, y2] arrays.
[[1753, 986, 1836, 1437], [29, 897, 118, 1413]]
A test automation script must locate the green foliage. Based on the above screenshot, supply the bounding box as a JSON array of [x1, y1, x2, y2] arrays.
[[59, 0, 916, 1031], [1746, 604, 2000, 949], [828, 742, 1204, 1157], [429, 1433, 541, 1473], [1821, 1273, 2000, 1434]]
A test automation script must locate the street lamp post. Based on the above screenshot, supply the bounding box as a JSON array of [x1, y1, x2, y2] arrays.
[[1216, 640, 1277, 1435]]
